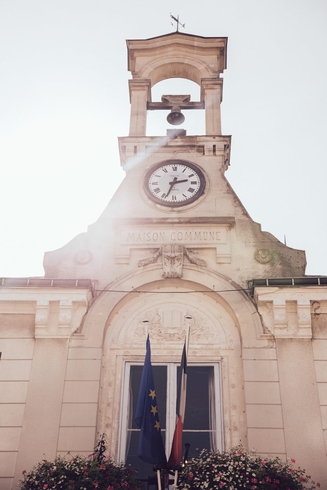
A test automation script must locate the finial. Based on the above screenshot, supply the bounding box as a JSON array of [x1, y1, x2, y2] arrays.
[[170, 13, 185, 32]]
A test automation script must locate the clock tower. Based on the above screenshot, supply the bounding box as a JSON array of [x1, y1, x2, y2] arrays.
[[44, 32, 305, 284]]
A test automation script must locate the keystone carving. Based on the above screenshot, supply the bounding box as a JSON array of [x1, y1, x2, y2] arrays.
[[162, 244, 183, 278], [138, 244, 207, 278]]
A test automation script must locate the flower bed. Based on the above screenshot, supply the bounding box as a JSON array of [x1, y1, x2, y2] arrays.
[[18, 436, 144, 490], [178, 447, 320, 490]]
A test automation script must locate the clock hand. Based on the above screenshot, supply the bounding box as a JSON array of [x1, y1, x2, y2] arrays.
[[165, 177, 178, 198], [168, 179, 188, 185]]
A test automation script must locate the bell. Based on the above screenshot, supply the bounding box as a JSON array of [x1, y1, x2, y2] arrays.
[[167, 105, 185, 125]]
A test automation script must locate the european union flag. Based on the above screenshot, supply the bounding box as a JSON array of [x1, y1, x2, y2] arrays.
[[135, 336, 167, 467]]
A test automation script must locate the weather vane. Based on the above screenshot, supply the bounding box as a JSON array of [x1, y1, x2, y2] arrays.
[[170, 13, 185, 32]]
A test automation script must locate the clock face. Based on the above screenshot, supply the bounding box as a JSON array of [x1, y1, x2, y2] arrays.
[[144, 161, 205, 207]]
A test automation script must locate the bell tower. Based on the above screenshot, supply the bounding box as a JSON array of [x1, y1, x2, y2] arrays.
[[126, 33, 226, 137]]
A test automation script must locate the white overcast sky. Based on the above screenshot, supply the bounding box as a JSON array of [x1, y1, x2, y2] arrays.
[[1, 0, 326, 278]]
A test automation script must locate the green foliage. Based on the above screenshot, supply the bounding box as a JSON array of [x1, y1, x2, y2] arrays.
[[18, 437, 143, 490], [178, 447, 320, 490]]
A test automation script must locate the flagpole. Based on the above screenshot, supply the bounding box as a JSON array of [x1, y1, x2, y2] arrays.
[[142, 319, 149, 339], [173, 469, 178, 489], [184, 314, 192, 352], [157, 469, 162, 490], [175, 316, 191, 489]]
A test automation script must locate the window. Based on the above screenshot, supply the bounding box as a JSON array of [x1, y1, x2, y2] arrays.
[[119, 362, 222, 479]]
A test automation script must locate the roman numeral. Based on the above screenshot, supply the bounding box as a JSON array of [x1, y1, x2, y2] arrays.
[[188, 187, 195, 193], [151, 181, 158, 185], [162, 168, 168, 173], [171, 195, 177, 201], [188, 173, 194, 178], [172, 166, 177, 171], [154, 187, 160, 193], [191, 181, 197, 185]]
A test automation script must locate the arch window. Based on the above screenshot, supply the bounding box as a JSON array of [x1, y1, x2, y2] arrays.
[[119, 362, 223, 479]]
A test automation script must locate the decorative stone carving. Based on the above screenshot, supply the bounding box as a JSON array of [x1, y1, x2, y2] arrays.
[[75, 249, 92, 264], [162, 244, 184, 278], [184, 248, 207, 267], [138, 248, 161, 267], [254, 249, 273, 264], [185, 309, 231, 347], [138, 244, 207, 277], [134, 309, 186, 342]]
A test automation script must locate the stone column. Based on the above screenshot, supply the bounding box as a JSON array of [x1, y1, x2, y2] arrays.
[[201, 78, 223, 135], [128, 79, 151, 136], [13, 338, 69, 486], [13, 296, 88, 485], [276, 339, 327, 488]]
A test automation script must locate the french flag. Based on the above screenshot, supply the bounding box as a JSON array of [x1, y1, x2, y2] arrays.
[[167, 342, 187, 467]]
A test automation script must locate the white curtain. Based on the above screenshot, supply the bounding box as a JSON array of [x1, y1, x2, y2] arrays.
[[208, 367, 217, 451]]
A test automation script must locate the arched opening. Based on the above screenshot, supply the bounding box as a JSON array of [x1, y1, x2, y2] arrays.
[[95, 278, 247, 474], [147, 78, 205, 136]]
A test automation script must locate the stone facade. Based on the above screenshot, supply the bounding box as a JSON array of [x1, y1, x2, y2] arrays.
[[0, 32, 326, 489]]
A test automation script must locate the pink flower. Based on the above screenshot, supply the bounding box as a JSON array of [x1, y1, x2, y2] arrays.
[[22, 470, 26, 475], [107, 486, 114, 490], [291, 458, 296, 463], [43, 485, 48, 489], [317, 483, 321, 487], [219, 482, 225, 487], [260, 460, 265, 466], [188, 472, 194, 480]]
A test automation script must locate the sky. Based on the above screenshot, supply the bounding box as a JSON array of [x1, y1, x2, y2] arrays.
[[0, 0, 326, 278]]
